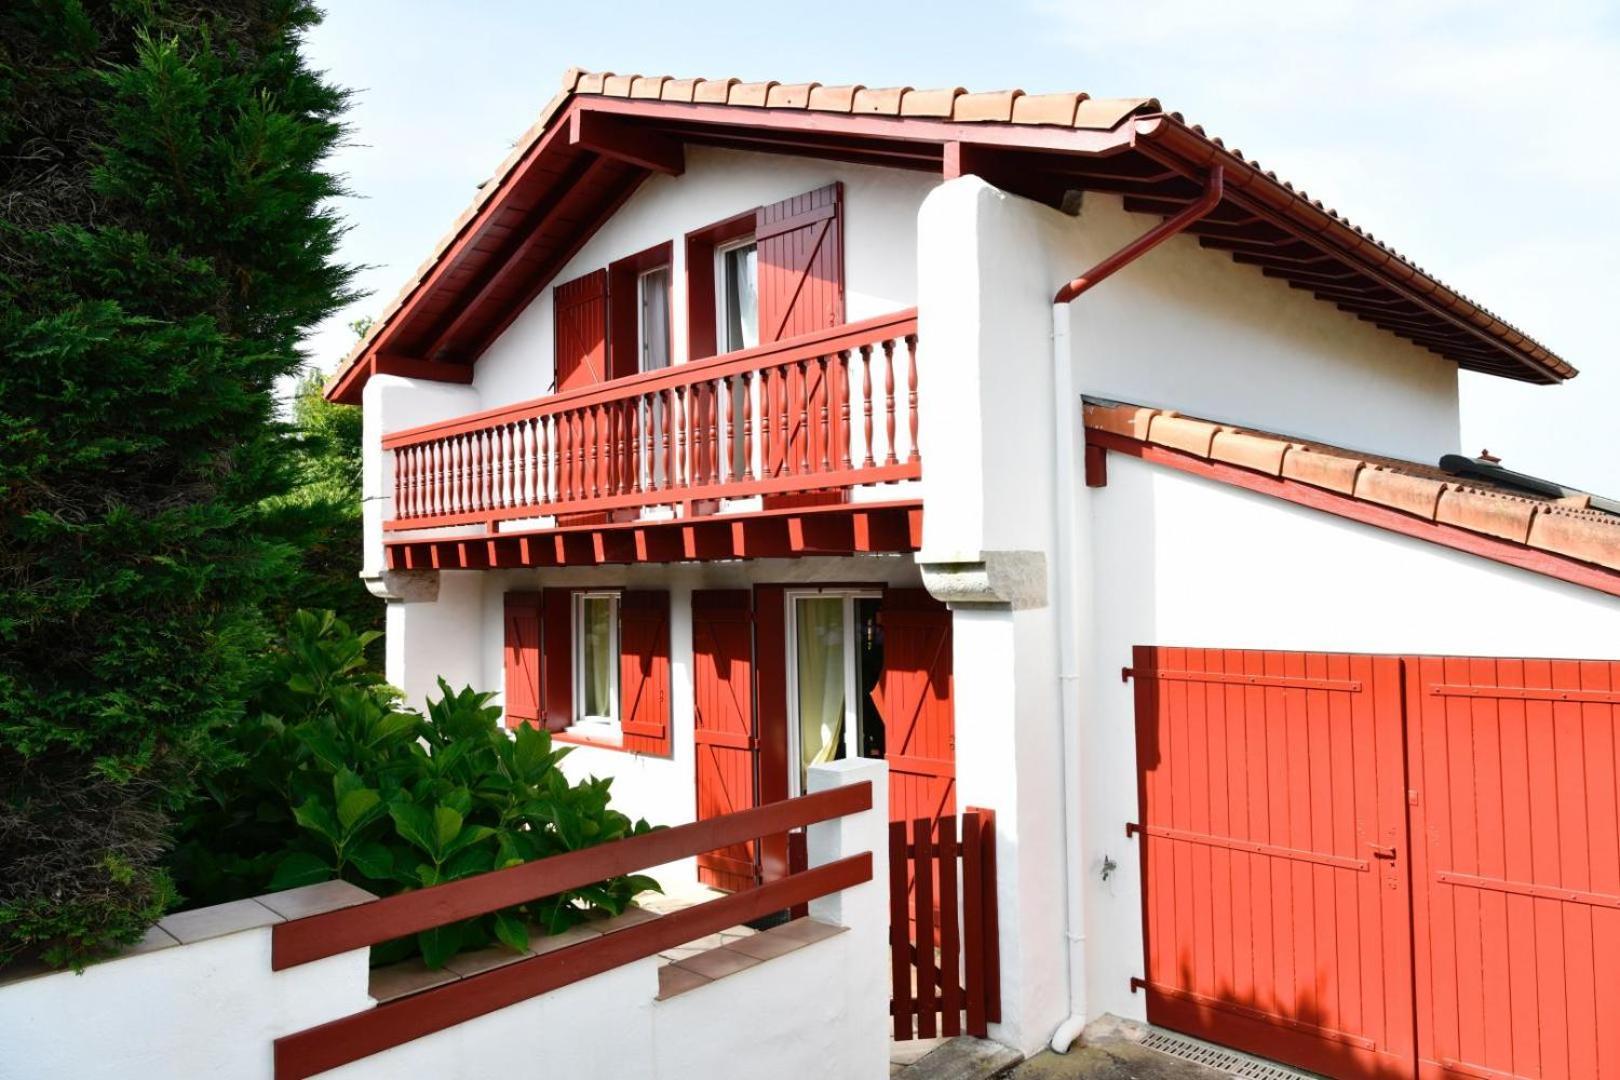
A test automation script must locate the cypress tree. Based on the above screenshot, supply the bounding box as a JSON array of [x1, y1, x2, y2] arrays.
[[0, 0, 355, 966]]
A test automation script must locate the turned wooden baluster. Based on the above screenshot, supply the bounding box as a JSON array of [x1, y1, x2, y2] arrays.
[[797, 358, 812, 476], [836, 350, 853, 471], [882, 338, 898, 467], [741, 372, 756, 482], [860, 345, 875, 469], [722, 375, 735, 484], [905, 335, 920, 466], [759, 369, 774, 477], [676, 385, 688, 489], [817, 355, 831, 473], [708, 381, 722, 486]]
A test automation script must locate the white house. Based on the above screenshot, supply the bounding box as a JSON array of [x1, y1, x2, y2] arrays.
[[327, 68, 1620, 1080]]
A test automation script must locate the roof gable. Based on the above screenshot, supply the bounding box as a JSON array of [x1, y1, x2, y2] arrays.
[[327, 67, 1573, 404]]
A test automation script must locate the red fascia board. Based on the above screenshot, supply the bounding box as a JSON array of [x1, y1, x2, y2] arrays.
[[1087, 429, 1620, 598], [1131, 116, 1573, 384]]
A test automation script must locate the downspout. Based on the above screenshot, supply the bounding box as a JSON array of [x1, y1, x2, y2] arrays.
[[1047, 166, 1224, 1055]]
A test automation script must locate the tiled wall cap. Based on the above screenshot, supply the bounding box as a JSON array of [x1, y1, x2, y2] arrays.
[[1147, 413, 1220, 458], [766, 83, 818, 109], [808, 85, 863, 113], [1280, 446, 1364, 494], [255, 879, 377, 921], [1354, 467, 1447, 519], [1083, 402, 1157, 441], [1012, 91, 1083, 127], [1209, 428, 1288, 476], [728, 81, 777, 108], [1435, 487, 1537, 544], [954, 89, 1025, 123], [1528, 506, 1620, 571], [900, 87, 967, 118], [852, 87, 911, 115]]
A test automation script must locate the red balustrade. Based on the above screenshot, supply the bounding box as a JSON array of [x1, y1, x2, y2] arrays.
[[382, 310, 920, 532]]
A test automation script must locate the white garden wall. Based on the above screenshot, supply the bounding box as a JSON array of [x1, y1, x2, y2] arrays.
[[1079, 452, 1620, 1026], [0, 762, 889, 1080]]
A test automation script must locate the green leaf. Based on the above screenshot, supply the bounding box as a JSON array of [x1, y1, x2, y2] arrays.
[[417, 922, 463, 969], [389, 801, 438, 858], [441, 823, 495, 859], [492, 910, 529, 954], [347, 841, 394, 881], [336, 787, 382, 833], [269, 852, 331, 890], [432, 806, 463, 851], [442, 845, 494, 880], [292, 797, 340, 844]]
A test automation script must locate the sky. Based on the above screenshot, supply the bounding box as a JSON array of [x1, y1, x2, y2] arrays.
[[301, 0, 1620, 493]]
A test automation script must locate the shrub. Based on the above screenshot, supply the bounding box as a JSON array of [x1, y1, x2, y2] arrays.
[[0, 2, 354, 967], [171, 612, 660, 968]]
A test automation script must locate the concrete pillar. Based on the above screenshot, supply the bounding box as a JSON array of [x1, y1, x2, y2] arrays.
[[806, 757, 889, 1080]]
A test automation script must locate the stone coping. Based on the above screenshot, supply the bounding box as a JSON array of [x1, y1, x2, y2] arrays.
[[655, 917, 846, 1001]]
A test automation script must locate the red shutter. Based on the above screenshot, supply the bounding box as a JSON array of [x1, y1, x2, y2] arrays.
[[619, 590, 671, 755], [553, 269, 608, 392], [502, 592, 543, 729], [755, 183, 844, 344], [541, 587, 574, 731], [756, 185, 846, 498], [694, 589, 760, 891], [872, 589, 956, 829], [752, 584, 792, 882]]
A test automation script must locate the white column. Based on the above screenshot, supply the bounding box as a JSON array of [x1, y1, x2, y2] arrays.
[[806, 758, 889, 1080]]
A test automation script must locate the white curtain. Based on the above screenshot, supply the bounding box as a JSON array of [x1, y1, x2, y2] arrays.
[[641, 267, 670, 371], [581, 596, 614, 720], [796, 597, 846, 787]]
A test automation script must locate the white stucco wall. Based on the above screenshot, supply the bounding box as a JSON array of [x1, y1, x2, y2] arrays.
[[472, 147, 935, 413], [1079, 452, 1620, 1026]]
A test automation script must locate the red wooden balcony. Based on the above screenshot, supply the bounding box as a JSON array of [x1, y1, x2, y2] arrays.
[[381, 310, 921, 564]]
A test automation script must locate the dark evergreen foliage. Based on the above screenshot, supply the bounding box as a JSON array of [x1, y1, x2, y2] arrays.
[[0, 0, 356, 967]]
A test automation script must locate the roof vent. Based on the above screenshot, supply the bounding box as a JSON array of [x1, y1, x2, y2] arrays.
[[1477, 448, 1502, 464]]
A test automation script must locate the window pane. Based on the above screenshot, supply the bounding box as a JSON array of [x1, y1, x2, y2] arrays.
[[580, 596, 615, 720], [723, 243, 758, 352], [640, 267, 670, 372], [795, 596, 846, 789]]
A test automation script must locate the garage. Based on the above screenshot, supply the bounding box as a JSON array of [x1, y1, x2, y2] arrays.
[[1130, 646, 1620, 1080]]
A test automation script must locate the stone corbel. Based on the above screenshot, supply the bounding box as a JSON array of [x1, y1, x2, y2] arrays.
[[361, 569, 440, 603], [918, 550, 1048, 610]]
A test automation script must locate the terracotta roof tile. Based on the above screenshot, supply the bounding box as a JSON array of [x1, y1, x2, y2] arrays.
[[693, 77, 739, 104], [728, 81, 777, 108], [1011, 91, 1083, 127], [900, 87, 965, 118], [954, 89, 1024, 123], [660, 77, 699, 104], [766, 82, 817, 109], [629, 76, 667, 100], [807, 84, 861, 113], [1084, 399, 1620, 580], [851, 86, 909, 114]]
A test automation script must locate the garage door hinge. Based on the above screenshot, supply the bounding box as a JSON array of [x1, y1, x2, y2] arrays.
[[1129, 976, 1147, 994], [1125, 821, 1141, 838], [1121, 666, 1135, 683]]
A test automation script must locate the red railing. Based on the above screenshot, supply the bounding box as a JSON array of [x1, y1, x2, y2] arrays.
[[271, 782, 874, 1080], [381, 310, 920, 531]]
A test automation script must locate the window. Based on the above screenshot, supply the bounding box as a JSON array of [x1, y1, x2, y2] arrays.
[[785, 590, 884, 795], [638, 266, 671, 372], [573, 592, 619, 730], [716, 237, 758, 353]]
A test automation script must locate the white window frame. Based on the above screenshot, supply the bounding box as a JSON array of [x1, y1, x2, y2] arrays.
[[783, 588, 882, 797], [571, 591, 621, 735], [637, 265, 671, 373], [714, 235, 758, 355]]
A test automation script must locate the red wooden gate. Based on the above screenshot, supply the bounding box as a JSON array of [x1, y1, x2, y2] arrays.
[[890, 807, 1000, 1041], [1131, 647, 1415, 1079], [1133, 646, 1620, 1080], [1406, 657, 1620, 1080], [693, 590, 759, 891]]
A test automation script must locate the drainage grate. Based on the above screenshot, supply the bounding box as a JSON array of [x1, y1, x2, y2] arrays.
[[1137, 1028, 1321, 1080]]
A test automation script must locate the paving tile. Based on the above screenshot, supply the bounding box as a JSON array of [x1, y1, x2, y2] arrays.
[[656, 945, 708, 963], [255, 880, 377, 921], [157, 899, 282, 945], [656, 962, 712, 1000], [718, 925, 757, 940], [528, 922, 603, 957], [368, 959, 461, 1002], [444, 943, 531, 977], [723, 924, 811, 962], [672, 944, 762, 981], [766, 916, 845, 948]]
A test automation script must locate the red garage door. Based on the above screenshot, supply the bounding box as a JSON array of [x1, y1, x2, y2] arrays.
[[1133, 647, 1620, 1080]]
